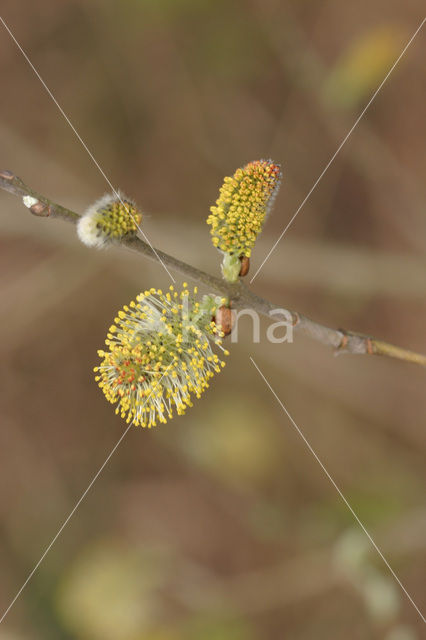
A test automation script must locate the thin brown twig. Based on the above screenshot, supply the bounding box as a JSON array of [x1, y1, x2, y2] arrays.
[[1, 170, 425, 367]]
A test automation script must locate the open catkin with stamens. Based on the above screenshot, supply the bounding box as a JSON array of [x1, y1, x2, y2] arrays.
[[94, 285, 229, 427]]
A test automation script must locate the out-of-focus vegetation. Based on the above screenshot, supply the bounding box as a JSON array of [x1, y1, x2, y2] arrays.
[[0, 1, 425, 638], [323, 25, 407, 108]]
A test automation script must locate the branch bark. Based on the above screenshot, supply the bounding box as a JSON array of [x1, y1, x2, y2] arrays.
[[1, 170, 425, 367]]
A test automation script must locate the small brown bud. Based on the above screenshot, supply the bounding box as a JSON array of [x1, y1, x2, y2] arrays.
[[30, 201, 48, 216], [0, 169, 14, 180], [239, 255, 250, 277], [214, 305, 234, 336]]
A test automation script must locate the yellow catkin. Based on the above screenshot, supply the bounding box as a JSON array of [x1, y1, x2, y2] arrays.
[[77, 193, 142, 248], [207, 159, 281, 257], [94, 286, 228, 428], [96, 199, 142, 238]]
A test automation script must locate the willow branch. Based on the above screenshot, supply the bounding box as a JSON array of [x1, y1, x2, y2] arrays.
[[1, 170, 425, 367]]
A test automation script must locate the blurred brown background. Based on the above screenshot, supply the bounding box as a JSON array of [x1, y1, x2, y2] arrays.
[[0, 1, 425, 638]]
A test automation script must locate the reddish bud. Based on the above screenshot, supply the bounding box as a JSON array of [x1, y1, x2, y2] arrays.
[[0, 169, 14, 180], [239, 256, 250, 277], [214, 305, 234, 336]]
